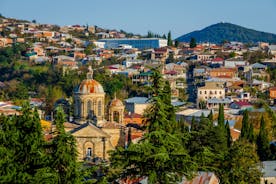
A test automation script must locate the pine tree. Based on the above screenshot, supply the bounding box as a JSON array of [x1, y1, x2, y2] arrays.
[[14, 103, 47, 182], [0, 114, 18, 182], [0, 103, 50, 183], [218, 104, 225, 127], [240, 110, 249, 139], [50, 107, 81, 184], [167, 31, 173, 46], [256, 116, 271, 161]]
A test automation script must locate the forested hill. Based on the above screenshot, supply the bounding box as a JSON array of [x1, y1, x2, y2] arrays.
[[175, 22, 276, 44]]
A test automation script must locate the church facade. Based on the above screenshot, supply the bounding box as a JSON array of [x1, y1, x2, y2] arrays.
[[71, 66, 125, 161]]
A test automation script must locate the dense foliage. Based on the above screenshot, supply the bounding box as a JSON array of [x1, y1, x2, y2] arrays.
[[0, 103, 81, 183]]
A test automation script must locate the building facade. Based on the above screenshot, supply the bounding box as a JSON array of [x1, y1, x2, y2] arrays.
[[99, 38, 167, 49]]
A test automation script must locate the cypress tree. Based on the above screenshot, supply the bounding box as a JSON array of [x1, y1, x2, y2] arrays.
[[256, 116, 271, 161], [167, 31, 173, 46], [225, 120, 232, 147], [248, 123, 254, 143], [50, 107, 80, 184], [240, 110, 249, 140], [191, 116, 196, 131], [207, 110, 213, 122], [218, 104, 225, 127]]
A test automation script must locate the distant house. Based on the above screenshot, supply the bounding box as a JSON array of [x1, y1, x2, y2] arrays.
[[229, 101, 253, 110], [206, 97, 231, 109], [270, 87, 276, 99], [176, 109, 212, 123], [252, 79, 272, 91], [197, 84, 225, 108], [209, 68, 237, 78], [124, 97, 150, 115]]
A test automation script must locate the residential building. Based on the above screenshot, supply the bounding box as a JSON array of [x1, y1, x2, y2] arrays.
[[124, 97, 150, 115], [209, 68, 237, 78], [270, 87, 276, 99], [197, 84, 225, 107]]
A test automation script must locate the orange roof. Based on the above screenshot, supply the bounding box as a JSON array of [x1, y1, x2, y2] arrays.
[[230, 128, 241, 141]]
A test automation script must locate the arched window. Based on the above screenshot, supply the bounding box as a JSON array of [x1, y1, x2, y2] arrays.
[[98, 101, 102, 116], [113, 111, 120, 123], [86, 147, 92, 157], [87, 100, 92, 118]]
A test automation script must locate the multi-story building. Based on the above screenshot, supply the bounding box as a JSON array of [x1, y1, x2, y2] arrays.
[[209, 68, 237, 78], [99, 38, 167, 49], [197, 84, 225, 108]]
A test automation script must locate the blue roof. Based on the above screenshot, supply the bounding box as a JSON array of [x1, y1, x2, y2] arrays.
[[125, 97, 149, 104], [190, 109, 212, 117], [172, 101, 185, 107], [207, 98, 231, 104], [251, 62, 267, 69], [194, 68, 205, 73]]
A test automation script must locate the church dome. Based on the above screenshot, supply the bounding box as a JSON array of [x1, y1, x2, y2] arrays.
[[78, 79, 104, 94], [110, 98, 124, 107], [76, 66, 104, 94]]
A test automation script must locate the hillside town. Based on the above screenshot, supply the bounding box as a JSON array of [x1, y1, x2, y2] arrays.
[[1, 14, 276, 184]]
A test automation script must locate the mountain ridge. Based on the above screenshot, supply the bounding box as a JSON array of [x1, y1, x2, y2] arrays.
[[175, 22, 276, 44]]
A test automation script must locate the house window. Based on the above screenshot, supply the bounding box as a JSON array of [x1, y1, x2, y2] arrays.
[[200, 91, 202, 95], [205, 91, 207, 94], [215, 91, 217, 94], [86, 148, 92, 157], [219, 91, 222, 95]]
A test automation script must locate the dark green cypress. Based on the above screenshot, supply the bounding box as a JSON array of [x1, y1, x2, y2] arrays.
[[218, 104, 225, 127], [207, 110, 213, 122], [248, 123, 254, 143], [225, 120, 232, 147], [167, 31, 173, 46], [240, 110, 249, 140], [256, 116, 271, 161]]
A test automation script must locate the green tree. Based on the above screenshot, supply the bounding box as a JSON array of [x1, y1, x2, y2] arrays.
[[207, 110, 213, 122], [189, 37, 197, 48], [174, 40, 179, 47], [0, 103, 51, 183], [110, 68, 196, 183], [50, 107, 81, 183], [218, 104, 224, 127], [240, 110, 249, 140], [225, 120, 232, 147], [167, 31, 173, 46], [256, 116, 271, 161], [225, 140, 262, 183]]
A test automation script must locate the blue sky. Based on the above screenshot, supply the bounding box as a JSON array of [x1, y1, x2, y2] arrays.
[[1, 0, 276, 38]]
